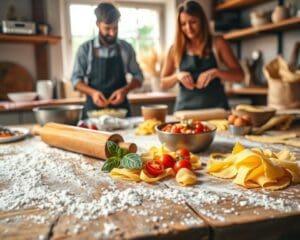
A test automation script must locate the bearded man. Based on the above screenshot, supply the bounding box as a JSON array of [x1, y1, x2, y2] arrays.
[[71, 2, 143, 118]]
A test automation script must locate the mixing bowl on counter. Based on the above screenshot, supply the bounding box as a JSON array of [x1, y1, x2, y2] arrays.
[[155, 120, 216, 153], [33, 105, 83, 126]]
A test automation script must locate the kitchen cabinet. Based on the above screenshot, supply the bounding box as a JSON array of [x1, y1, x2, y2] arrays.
[[214, 0, 300, 99], [0, 34, 61, 89], [0, 34, 61, 44], [215, 0, 274, 11], [0, 0, 61, 80], [215, 0, 300, 54]]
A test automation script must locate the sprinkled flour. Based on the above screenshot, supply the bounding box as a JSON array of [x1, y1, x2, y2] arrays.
[[1, 134, 300, 236]]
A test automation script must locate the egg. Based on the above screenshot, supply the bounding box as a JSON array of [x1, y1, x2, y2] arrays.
[[241, 115, 252, 126], [228, 114, 238, 124], [233, 117, 246, 127]]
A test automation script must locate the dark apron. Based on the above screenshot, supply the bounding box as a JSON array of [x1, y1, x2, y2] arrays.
[[175, 51, 229, 111], [82, 42, 131, 119]]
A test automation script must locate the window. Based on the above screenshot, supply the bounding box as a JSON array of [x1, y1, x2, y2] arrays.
[[66, 1, 164, 72]]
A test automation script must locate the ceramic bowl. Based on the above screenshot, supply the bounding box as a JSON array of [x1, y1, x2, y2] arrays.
[[232, 106, 276, 127], [141, 104, 168, 123], [155, 121, 216, 153], [7, 92, 37, 102], [228, 124, 252, 136]]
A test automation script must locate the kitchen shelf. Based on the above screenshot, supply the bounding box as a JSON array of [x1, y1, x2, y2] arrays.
[[215, 0, 273, 12], [223, 17, 300, 40], [226, 87, 268, 95], [0, 34, 61, 44]]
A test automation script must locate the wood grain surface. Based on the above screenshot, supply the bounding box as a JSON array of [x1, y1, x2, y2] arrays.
[[0, 124, 300, 240]]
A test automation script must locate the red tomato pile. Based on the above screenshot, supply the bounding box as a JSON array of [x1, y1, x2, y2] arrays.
[[145, 148, 193, 177], [161, 120, 210, 134]]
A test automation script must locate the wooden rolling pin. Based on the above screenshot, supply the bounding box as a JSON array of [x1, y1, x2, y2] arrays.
[[32, 123, 137, 160], [174, 108, 228, 121]]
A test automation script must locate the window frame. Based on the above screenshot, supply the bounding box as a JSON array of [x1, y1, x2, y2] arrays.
[[63, 0, 165, 77]]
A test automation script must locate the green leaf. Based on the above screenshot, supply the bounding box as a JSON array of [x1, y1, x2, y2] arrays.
[[117, 148, 129, 158], [120, 153, 143, 170], [106, 141, 119, 156], [101, 156, 120, 172]]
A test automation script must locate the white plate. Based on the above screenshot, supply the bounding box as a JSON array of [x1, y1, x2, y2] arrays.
[[0, 127, 30, 143]]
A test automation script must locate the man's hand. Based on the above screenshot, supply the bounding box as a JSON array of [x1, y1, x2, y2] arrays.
[[176, 71, 194, 90], [92, 91, 109, 107], [108, 88, 127, 105], [195, 68, 218, 89]]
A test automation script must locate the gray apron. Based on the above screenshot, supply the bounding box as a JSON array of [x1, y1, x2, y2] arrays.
[[175, 51, 229, 111], [83, 42, 131, 119]]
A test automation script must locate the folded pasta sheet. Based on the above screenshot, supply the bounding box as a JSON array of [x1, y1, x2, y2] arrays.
[[206, 142, 300, 190]]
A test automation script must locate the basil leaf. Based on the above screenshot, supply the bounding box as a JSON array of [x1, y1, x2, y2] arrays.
[[106, 141, 119, 156], [117, 148, 129, 158], [101, 156, 120, 172], [120, 153, 143, 169]]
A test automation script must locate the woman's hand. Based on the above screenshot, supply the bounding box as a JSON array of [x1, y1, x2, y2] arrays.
[[176, 71, 195, 90], [108, 88, 126, 105], [195, 68, 218, 89], [92, 91, 109, 107]]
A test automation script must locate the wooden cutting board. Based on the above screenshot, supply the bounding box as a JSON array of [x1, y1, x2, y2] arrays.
[[0, 62, 34, 100]]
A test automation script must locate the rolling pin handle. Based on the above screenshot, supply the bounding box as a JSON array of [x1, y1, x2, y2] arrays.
[[31, 125, 43, 136], [118, 142, 137, 153]]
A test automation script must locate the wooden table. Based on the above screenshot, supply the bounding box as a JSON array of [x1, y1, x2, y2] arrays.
[[0, 122, 300, 240]]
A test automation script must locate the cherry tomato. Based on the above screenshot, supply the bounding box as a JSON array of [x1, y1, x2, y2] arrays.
[[78, 122, 88, 128], [89, 123, 98, 130], [195, 122, 204, 133], [176, 148, 190, 159], [171, 126, 181, 133], [173, 159, 192, 173], [145, 160, 164, 177], [159, 154, 176, 168]]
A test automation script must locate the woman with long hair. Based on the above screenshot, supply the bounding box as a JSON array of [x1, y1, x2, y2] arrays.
[[160, 0, 244, 111]]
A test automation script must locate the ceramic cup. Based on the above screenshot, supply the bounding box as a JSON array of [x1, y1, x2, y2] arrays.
[[141, 104, 168, 123], [36, 80, 53, 100]]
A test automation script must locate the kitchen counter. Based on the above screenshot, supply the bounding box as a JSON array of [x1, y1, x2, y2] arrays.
[[0, 92, 177, 124], [0, 87, 269, 112], [0, 122, 300, 239], [0, 92, 177, 112]]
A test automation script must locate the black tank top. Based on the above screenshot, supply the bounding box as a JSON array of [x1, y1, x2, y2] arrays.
[[175, 51, 229, 111]]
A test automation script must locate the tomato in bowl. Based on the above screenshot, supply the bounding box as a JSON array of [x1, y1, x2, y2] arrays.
[[155, 120, 216, 153]]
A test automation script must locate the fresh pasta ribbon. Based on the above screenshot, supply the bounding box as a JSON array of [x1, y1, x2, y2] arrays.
[[140, 168, 174, 183], [206, 142, 300, 190], [134, 119, 161, 135], [190, 154, 201, 170], [208, 119, 228, 131], [141, 144, 169, 161], [246, 133, 300, 148], [236, 104, 266, 112], [110, 145, 200, 186], [176, 168, 197, 186], [110, 168, 141, 182]]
